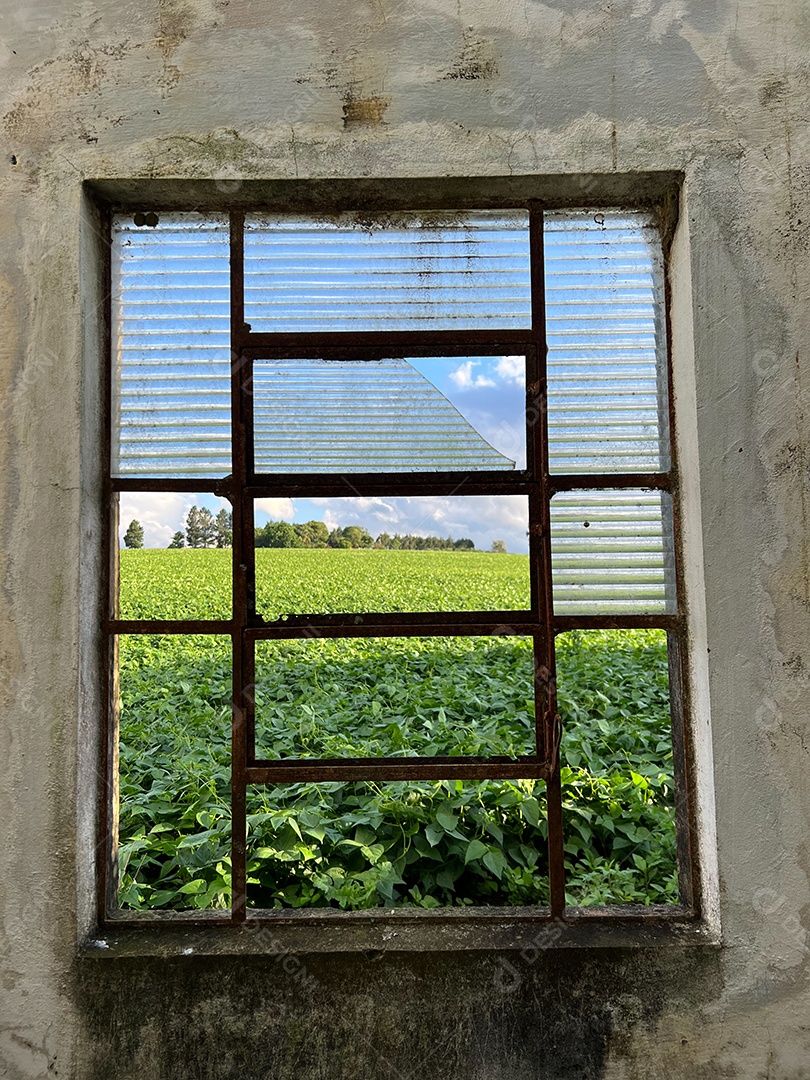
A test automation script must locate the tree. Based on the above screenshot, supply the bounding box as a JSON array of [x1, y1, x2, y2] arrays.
[[256, 520, 297, 548], [342, 525, 373, 548], [327, 527, 351, 549], [186, 506, 217, 548], [184, 501, 217, 544], [168, 531, 185, 548], [215, 508, 233, 548], [123, 520, 144, 549], [490, 539, 507, 554], [292, 520, 329, 547], [185, 506, 203, 548], [304, 520, 329, 547], [198, 508, 217, 547]]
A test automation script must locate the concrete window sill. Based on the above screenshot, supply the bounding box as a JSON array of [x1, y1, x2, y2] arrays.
[[80, 907, 719, 958]]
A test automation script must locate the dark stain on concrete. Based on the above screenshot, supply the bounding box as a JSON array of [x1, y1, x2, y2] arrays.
[[76, 945, 722, 1080], [773, 441, 809, 480], [443, 30, 498, 81], [782, 652, 807, 678], [292, 48, 390, 129], [760, 77, 789, 107], [2, 39, 131, 147]]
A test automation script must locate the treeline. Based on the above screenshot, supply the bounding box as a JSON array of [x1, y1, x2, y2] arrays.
[[256, 520, 475, 551], [124, 508, 478, 551], [168, 506, 233, 549]]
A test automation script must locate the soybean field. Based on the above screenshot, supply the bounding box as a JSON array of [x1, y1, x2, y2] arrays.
[[117, 549, 679, 912]]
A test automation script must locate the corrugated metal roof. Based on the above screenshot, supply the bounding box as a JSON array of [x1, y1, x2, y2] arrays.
[[112, 214, 232, 477], [545, 212, 669, 474], [244, 210, 531, 332], [111, 214, 522, 477], [252, 358, 515, 472], [111, 209, 671, 497], [551, 490, 676, 614]]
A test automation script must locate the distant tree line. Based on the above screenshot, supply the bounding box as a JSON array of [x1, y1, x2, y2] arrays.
[[124, 509, 485, 552], [255, 520, 476, 551]]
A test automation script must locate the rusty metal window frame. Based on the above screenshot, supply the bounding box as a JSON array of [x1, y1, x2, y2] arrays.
[[100, 193, 697, 933]]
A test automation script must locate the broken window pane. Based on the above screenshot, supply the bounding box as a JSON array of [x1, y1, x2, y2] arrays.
[[550, 490, 676, 614], [115, 491, 233, 621], [253, 635, 536, 761], [117, 634, 232, 911], [246, 777, 548, 910], [253, 494, 531, 619], [556, 629, 678, 906], [251, 356, 523, 473]]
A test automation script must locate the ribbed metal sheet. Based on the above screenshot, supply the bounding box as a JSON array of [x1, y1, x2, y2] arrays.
[[112, 214, 232, 478], [243, 211, 531, 332], [253, 358, 515, 472], [551, 490, 676, 614], [544, 212, 669, 474]]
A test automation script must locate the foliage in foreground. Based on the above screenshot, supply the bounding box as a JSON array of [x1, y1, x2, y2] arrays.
[[116, 551, 678, 911]]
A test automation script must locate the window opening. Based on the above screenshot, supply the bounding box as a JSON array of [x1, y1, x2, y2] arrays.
[[105, 201, 689, 922]]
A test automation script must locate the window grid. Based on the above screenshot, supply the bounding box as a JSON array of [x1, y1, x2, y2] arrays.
[[103, 202, 690, 927]]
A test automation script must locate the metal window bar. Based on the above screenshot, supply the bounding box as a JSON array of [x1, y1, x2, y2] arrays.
[[234, 209, 555, 920], [230, 211, 249, 922]]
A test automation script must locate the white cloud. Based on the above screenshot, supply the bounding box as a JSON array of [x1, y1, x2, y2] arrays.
[[408, 495, 528, 552], [449, 360, 496, 389], [255, 497, 295, 521], [118, 492, 232, 547], [305, 495, 529, 553], [119, 492, 195, 548], [495, 355, 525, 387], [322, 508, 340, 533], [312, 496, 400, 530]]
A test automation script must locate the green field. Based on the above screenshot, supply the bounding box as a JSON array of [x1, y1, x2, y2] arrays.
[[119, 547, 531, 620], [117, 549, 678, 911]]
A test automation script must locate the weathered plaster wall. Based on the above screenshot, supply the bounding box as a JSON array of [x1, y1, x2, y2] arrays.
[[0, 1, 808, 1077]]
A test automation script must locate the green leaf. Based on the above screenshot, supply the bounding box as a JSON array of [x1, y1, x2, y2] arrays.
[[436, 867, 458, 888], [464, 838, 488, 864], [482, 849, 508, 879]]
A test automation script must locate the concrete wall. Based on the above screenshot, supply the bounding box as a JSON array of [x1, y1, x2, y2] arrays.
[[1, 1, 808, 1076]]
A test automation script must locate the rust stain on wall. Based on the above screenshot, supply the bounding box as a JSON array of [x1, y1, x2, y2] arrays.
[[295, 47, 390, 129], [342, 89, 390, 127], [155, 0, 197, 60]]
